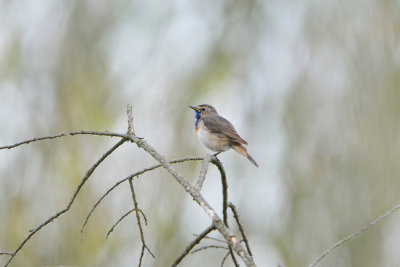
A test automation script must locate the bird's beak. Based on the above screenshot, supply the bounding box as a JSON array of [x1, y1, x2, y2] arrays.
[[189, 106, 200, 112]]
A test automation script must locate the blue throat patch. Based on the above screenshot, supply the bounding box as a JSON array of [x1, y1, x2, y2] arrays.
[[194, 111, 201, 128]]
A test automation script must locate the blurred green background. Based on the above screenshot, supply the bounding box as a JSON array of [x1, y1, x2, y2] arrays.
[[1, 0, 400, 266]]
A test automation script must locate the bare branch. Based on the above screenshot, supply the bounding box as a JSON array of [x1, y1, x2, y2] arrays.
[[309, 202, 400, 267], [128, 178, 155, 265], [2, 138, 126, 266], [173, 156, 242, 266], [81, 157, 203, 236], [106, 208, 147, 239], [129, 136, 256, 266], [1, 104, 257, 267], [171, 225, 216, 266], [229, 203, 253, 257], [0, 131, 126, 150], [195, 153, 212, 190]]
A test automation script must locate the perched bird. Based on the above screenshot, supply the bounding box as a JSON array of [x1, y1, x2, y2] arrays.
[[189, 104, 259, 167]]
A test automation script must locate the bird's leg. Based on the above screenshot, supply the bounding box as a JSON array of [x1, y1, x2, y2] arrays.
[[213, 152, 221, 157]]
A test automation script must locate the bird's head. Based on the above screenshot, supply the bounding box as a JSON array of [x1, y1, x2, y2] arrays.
[[189, 104, 218, 118]]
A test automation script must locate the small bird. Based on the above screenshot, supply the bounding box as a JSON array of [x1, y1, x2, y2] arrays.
[[189, 104, 259, 167]]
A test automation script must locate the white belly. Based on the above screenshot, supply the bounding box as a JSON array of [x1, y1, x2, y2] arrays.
[[197, 125, 231, 152]]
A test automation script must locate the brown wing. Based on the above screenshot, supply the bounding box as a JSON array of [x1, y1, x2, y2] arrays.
[[202, 115, 248, 145]]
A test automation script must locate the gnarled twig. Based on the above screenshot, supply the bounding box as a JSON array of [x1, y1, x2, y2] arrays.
[[126, 137, 255, 266], [1, 105, 256, 267]]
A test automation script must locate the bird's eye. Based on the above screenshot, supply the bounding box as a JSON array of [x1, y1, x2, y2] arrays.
[[201, 108, 206, 111]]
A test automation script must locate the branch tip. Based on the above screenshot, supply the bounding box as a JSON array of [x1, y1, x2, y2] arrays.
[[126, 104, 134, 134]]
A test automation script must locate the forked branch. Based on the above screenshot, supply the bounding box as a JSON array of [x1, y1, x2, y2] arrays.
[[0, 105, 256, 267], [106, 208, 147, 239]]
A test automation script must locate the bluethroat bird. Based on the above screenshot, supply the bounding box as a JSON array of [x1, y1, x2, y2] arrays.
[[189, 104, 259, 167]]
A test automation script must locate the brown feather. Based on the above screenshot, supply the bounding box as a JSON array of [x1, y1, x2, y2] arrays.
[[201, 115, 248, 145], [233, 144, 259, 167]]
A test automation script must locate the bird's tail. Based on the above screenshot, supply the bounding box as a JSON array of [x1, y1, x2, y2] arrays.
[[233, 144, 259, 167]]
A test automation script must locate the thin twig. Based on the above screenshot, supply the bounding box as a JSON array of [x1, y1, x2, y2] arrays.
[[309, 202, 400, 267], [229, 203, 253, 257], [190, 245, 229, 254], [81, 157, 203, 236], [128, 178, 155, 266], [171, 225, 216, 266], [193, 234, 226, 244], [212, 156, 238, 266], [212, 157, 229, 227], [195, 154, 212, 190], [3, 138, 126, 266], [106, 208, 147, 239], [221, 251, 230, 266], [0, 131, 126, 150], [228, 246, 239, 267], [0, 252, 13, 256]]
